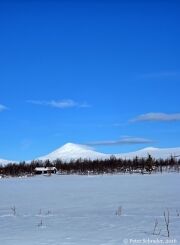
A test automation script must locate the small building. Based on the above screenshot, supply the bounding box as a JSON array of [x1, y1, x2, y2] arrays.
[[34, 167, 57, 175]]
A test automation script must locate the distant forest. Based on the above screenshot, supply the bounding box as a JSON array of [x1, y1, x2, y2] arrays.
[[0, 155, 180, 177]]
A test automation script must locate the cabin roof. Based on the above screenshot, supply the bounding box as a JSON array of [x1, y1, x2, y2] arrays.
[[35, 167, 56, 171]]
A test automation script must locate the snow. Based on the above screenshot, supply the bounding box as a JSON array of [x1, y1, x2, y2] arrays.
[[37, 143, 180, 162], [1, 143, 180, 164], [116, 147, 180, 160], [0, 174, 180, 245], [0, 158, 14, 166], [37, 143, 108, 162]]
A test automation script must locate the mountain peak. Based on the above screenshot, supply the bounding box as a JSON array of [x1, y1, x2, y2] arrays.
[[140, 147, 159, 151], [59, 142, 91, 151], [37, 142, 106, 162]]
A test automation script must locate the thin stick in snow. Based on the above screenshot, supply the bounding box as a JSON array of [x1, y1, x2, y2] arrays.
[[11, 206, 16, 216], [38, 219, 43, 227], [153, 219, 158, 235], [152, 218, 161, 236], [115, 206, 122, 216], [164, 209, 170, 237]]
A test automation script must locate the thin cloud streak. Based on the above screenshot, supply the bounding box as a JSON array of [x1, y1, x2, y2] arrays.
[[0, 104, 8, 112], [86, 137, 153, 146], [138, 71, 180, 79], [27, 99, 90, 109], [131, 113, 180, 122]]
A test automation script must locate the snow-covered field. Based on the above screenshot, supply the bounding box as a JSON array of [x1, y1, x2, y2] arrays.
[[0, 174, 180, 245]]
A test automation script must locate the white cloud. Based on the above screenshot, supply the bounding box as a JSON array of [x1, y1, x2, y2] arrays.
[[0, 104, 8, 112], [87, 137, 153, 146], [27, 99, 90, 109], [49, 100, 78, 108], [131, 113, 180, 122]]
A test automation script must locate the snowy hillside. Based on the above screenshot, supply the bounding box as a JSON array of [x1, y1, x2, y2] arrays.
[[1, 143, 180, 164], [37, 143, 108, 162], [115, 146, 180, 160], [0, 158, 14, 166], [38, 143, 180, 162]]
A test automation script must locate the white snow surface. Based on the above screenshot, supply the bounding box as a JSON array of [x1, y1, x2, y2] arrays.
[[0, 174, 180, 245]]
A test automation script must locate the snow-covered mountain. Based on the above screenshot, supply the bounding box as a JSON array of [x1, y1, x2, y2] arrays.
[[37, 143, 180, 162], [1, 143, 180, 165], [37, 143, 108, 162], [0, 158, 14, 166], [115, 147, 180, 160]]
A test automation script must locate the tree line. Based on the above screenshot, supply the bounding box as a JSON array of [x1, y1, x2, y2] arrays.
[[0, 155, 180, 177]]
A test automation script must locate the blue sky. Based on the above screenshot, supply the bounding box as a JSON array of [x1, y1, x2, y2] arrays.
[[0, 0, 180, 161]]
